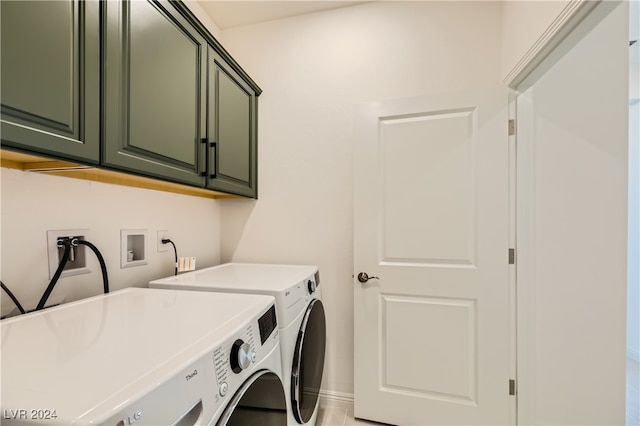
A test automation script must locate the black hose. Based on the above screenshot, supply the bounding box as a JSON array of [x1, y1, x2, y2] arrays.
[[163, 239, 178, 275], [77, 240, 109, 294], [1, 280, 25, 315], [36, 239, 71, 311]]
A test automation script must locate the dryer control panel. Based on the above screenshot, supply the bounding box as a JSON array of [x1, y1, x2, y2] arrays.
[[274, 271, 319, 327]]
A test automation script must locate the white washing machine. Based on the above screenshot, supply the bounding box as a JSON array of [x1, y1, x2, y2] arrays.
[[1, 288, 287, 425], [150, 263, 326, 426]]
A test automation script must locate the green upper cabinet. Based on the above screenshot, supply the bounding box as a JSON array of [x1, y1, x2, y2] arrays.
[[0, 0, 100, 163], [103, 0, 206, 186], [207, 47, 258, 198], [2, 0, 260, 198]]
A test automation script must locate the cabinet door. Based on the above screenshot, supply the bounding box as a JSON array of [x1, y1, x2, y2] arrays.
[[207, 47, 258, 198], [1, 0, 100, 163], [103, 0, 206, 186]]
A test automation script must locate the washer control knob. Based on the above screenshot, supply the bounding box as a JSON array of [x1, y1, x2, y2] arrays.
[[230, 339, 251, 373], [307, 279, 316, 294], [219, 382, 228, 396]]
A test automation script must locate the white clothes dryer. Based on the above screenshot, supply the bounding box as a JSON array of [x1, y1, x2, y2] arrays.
[[150, 263, 326, 426], [1, 288, 287, 425]]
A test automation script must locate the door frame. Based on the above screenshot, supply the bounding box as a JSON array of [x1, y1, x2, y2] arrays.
[[353, 87, 516, 425], [501, 0, 600, 89], [506, 1, 627, 424], [508, 89, 518, 425]]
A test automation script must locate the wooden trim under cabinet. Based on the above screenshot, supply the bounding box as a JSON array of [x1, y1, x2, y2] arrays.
[[0, 150, 240, 199]]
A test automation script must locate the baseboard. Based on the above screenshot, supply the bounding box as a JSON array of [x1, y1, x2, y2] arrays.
[[319, 389, 354, 405], [628, 347, 640, 363]]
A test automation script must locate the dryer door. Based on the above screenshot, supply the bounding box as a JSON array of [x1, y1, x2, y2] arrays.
[[216, 370, 286, 425], [291, 299, 327, 424]]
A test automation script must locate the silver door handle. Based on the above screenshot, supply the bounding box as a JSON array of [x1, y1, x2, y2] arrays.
[[357, 272, 379, 283]]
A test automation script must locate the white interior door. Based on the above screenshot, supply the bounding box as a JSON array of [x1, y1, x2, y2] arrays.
[[516, 2, 629, 424], [353, 87, 513, 425]]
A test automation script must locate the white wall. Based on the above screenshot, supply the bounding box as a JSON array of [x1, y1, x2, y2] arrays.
[[182, 0, 222, 40], [215, 1, 504, 396], [0, 168, 221, 316]]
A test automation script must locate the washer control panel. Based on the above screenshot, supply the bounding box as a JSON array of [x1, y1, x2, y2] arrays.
[[211, 303, 279, 400], [230, 339, 253, 373], [213, 323, 256, 395]]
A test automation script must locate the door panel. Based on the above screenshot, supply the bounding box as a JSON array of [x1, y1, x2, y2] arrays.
[[103, 0, 205, 186], [207, 48, 258, 197], [354, 87, 512, 425], [128, 0, 198, 165], [218, 71, 251, 183], [0, 0, 100, 163], [382, 295, 476, 403], [2, 1, 73, 126], [381, 109, 476, 266]]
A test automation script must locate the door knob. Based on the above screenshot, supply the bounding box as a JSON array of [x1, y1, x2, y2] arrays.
[[357, 272, 379, 283]]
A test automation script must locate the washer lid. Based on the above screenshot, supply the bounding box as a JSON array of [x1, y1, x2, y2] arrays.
[[150, 263, 318, 293], [1, 288, 275, 425]]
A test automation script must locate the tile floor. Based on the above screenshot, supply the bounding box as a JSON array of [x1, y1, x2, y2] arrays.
[[318, 359, 640, 426]]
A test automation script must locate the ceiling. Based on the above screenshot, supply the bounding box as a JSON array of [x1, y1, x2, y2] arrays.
[[197, 1, 639, 65], [196, 1, 370, 30]]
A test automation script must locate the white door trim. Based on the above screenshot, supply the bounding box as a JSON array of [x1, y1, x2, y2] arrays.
[[508, 2, 626, 423], [514, 1, 629, 423], [502, 0, 598, 89], [508, 89, 518, 426]]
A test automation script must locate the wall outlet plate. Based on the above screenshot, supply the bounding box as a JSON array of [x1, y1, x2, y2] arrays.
[[157, 230, 170, 252], [47, 229, 90, 279]]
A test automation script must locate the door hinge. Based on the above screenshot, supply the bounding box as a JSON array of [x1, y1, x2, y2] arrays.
[[509, 379, 516, 395], [508, 119, 516, 136], [509, 248, 515, 264]]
